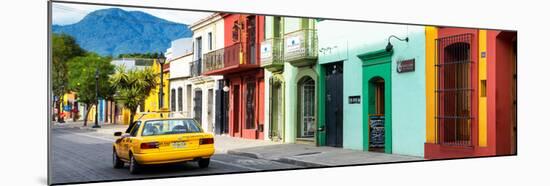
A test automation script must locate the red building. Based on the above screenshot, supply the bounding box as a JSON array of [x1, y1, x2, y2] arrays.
[[203, 14, 265, 140], [424, 27, 517, 159]]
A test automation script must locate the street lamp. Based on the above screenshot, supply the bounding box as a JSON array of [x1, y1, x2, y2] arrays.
[[157, 52, 166, 109], [92, 67, 101, 128]]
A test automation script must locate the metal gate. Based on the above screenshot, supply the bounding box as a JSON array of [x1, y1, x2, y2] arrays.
[[325, 63, 343, 147], [194, 89, 203, 125], [298, 77, 315, 138], [435, 33, 473, 146]]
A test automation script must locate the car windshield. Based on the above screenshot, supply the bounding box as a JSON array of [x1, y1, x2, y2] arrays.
[[141, 119, 202, 136]]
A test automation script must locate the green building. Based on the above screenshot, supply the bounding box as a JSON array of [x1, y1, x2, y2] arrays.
[[261, 16, 319, 145]]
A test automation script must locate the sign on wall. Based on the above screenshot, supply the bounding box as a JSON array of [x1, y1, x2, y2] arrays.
[[261, 42, 272, 60], [285, 35, 305, 58], [396, 59, 415, 73], [348, 95, 361, 104]]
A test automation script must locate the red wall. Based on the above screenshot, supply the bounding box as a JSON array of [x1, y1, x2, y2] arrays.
[[222, 13, 265, 140], [425, 27, 482, 159], [427, 28, 517, 159], [491, 31, 516, 155]]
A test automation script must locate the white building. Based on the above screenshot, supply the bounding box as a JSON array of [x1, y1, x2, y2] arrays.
[[186, 13, 225, 134], [167, 38, 194, 118]]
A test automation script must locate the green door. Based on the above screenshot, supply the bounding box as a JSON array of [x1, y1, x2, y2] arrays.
[[358, 50, 392, 153]]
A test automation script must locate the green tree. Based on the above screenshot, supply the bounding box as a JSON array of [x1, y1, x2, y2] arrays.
[[67, 53, 115, 126], [52, 33, 85, 122], [109, 65, 157, 125]]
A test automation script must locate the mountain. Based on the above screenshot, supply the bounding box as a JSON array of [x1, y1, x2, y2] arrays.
[[52, 8, 192, 56]]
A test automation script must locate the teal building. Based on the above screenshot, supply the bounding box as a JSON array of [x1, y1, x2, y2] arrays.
[[316, 20, 427, 157]]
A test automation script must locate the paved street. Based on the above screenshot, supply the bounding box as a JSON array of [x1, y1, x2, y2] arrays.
[[50, 127, 301, 185], [50, 122, 424, 185]]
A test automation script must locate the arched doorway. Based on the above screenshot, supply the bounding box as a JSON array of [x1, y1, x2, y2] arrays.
[[297, 76, 316, 141], [368, 77, 386, 152], [358, 49, 393, 153]]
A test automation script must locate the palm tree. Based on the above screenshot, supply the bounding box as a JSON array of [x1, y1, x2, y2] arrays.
[[110, 65, 157, 125]]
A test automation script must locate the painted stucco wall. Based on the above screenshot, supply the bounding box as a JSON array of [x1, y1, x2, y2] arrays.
[[317, 20, 426, 156], [282, 18, 318, 143], [188, 16, 225, 133]]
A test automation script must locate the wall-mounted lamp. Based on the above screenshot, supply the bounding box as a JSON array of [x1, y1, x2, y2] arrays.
[[223, 85, 230, 92], [386, 35, 409, 52]]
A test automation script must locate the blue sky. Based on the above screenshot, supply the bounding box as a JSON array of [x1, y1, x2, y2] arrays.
[[52, 3, 211, 25]]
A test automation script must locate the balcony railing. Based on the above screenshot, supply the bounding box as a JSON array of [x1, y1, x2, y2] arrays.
[[202, 43, 241, 74], [260, 37, 284, 71], [202, 42, 263, 75], [283, 29, 318, 66], [190, 59, 202, 77], [224, 42, 241, 67], [203, 48, 225, 73]]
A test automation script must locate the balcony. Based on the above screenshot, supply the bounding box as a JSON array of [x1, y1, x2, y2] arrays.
[[202, 43, 261, 75], [260, 37, 284, 72], [283, 29, 318, 67], [202, 48, 224, 74], [190, 59, 202, 77]]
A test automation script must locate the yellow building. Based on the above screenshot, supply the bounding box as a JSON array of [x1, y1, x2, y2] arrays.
[[142, 59, 171, 119]]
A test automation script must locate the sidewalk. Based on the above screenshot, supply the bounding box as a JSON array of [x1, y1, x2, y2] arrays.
[[214, 135, 280, 154], [52, 120, 128, 136], [227, 143, 424, 167]]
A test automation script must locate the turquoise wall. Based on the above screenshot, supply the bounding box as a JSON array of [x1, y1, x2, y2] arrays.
[[317, 20, 426, 156]]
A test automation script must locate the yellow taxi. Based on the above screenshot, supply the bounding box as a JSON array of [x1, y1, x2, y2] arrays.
[[112, 113, 215, 174]]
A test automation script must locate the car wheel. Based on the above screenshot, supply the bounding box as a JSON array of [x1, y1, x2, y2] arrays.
[[198, 158, 210, 168], [112, 149, 124, 168], [129, 154, 140, 174]]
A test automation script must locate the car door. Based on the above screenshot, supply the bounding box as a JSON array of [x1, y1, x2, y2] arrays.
[[121, 121, 141, 160]]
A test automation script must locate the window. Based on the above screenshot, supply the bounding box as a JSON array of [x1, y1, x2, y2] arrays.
[[171, 89, 176, 111], [298, 76, 315, 138], [208, 32, 213, 50], [141, 119, 202, 136], [129, 121, 141, 137], [177, 87, 183, 112], [232, 21, 240, 42], [435, 33, 473, 146]]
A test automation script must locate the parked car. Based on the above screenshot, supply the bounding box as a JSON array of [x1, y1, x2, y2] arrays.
[[112, 114, 214, 174]]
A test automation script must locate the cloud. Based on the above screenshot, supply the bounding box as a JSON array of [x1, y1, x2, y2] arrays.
[[52, 3, 211, 25]]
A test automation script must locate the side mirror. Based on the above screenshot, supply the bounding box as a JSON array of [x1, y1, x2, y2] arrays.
[[114, 132, 122, 136]]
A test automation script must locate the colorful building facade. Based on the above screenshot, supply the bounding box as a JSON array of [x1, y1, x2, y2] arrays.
[[261, 16, 319, 144], [202, 13, 265, 140], [143, 58, 170, 117], [314, 20, 427, 156], [424, 27, 517, 159], [159, 13, 517, 159], [187, 13, 225, 133]]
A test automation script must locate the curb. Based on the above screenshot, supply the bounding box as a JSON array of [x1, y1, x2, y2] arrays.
[[276, 157, 327, 167], [227, 150, 263, 159], [52, 125, 98, 132], [227, 150, 329, 167]]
